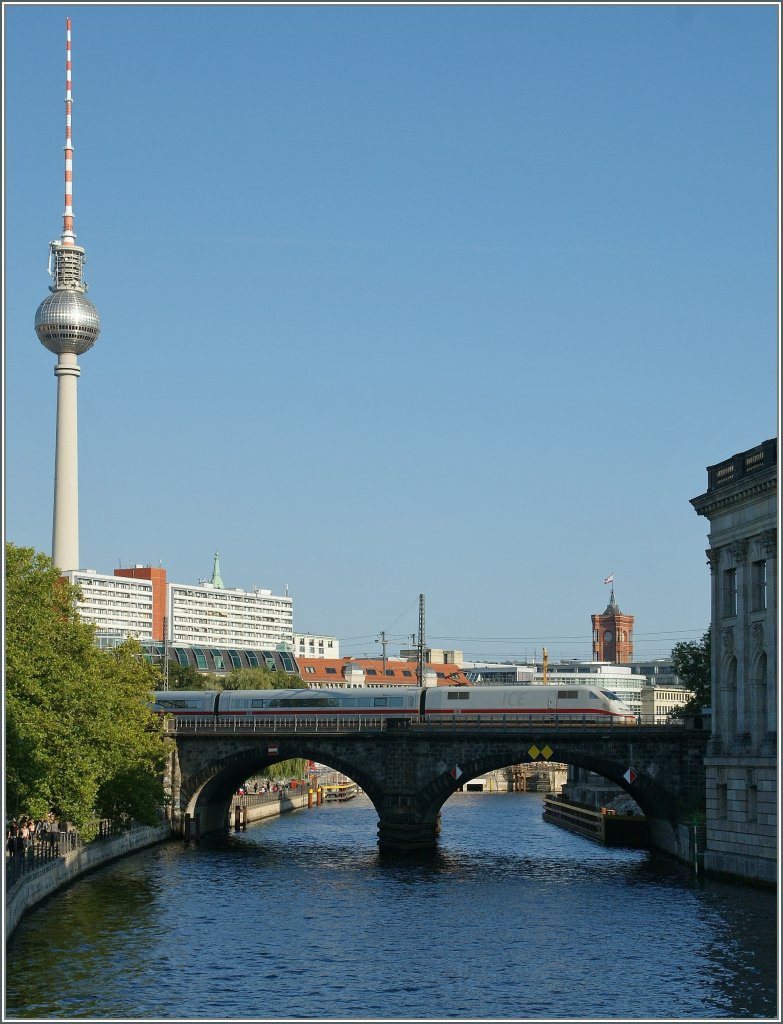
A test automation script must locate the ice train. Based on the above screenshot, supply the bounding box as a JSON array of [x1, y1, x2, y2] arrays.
[[151, 685, 637, 725]]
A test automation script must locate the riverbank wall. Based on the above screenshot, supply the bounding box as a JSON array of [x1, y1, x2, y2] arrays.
[[5, 824, 170, 941], [6, 793, 312, 941], [230, 791, 310, 827]]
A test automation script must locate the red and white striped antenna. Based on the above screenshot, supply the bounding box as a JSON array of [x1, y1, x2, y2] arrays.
[[62, 16, 75, 246]]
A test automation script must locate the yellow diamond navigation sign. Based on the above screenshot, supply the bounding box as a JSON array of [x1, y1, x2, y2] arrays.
[[541, 745, 553, 760], [528, 745, 540, 759]]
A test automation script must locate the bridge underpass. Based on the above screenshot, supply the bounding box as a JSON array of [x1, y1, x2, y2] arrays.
[[162, 719, 708, 866]]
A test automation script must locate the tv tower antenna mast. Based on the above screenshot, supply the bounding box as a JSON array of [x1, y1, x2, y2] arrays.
[[35, 18, 101, 571]]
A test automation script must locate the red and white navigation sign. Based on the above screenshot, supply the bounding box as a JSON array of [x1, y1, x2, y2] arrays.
[[450, 766, 463, 781], [623, 768, 637, 784]]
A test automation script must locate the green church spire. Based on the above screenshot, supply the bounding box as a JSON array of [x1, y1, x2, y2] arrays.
[[211, 550, 224, 589]]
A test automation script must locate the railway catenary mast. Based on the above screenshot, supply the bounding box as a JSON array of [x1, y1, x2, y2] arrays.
[[34, 17, 101, 571]]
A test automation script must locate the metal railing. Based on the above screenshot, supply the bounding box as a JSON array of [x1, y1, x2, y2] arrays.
[[164, 712, 696, 735], [5, 819, 152, 891]]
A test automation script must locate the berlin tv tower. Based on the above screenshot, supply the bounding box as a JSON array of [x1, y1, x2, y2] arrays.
[[34, 18, 101, 571]]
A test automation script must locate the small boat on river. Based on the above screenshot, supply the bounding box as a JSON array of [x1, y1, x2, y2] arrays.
[[323, 782, 359, 802]]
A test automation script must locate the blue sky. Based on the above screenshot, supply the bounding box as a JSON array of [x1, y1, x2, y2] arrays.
[[3, 3, 779, 663]]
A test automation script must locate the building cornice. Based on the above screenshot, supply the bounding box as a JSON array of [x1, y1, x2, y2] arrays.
[[690, 474, 776, 519]]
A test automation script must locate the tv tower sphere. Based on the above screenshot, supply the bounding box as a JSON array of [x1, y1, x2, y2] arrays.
[[35, 254, 101, 355]]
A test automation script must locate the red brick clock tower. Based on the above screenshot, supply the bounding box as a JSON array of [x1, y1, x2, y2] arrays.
[[592, 584, 634, 663]]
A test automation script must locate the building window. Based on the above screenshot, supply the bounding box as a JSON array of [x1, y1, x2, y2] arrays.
[[722, 568, 737, 617], [752, 560, 767, 611]]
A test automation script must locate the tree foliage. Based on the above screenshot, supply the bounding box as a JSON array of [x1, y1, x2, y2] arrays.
[[222, 667, 299, 690], [5, 543, 168, 827], [670, 629, 711, 716], [165, 659, 211, 690], [164, 665, 300, 692]]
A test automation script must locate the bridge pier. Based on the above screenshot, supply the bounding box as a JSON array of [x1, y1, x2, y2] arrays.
[[377, 816, 441, 852]]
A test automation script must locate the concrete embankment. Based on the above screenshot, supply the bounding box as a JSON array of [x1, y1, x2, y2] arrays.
[[5, 824, 170, 941], [7, 795, 314, 941], [229, 791, 310, 828]]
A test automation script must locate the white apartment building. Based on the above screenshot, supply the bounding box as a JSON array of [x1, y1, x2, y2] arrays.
[[167, 580, 293, 649], [293, 633, 340, 659], [62, 569, 154, 642]]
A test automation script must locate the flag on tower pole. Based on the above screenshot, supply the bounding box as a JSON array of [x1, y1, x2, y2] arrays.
[[603, 573, 614, 585]]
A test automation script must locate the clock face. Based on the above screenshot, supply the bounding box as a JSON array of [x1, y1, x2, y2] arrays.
[[604, 630, 614, 642]]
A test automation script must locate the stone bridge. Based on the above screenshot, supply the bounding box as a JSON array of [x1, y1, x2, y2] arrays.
[[163, 719, 709, 864]]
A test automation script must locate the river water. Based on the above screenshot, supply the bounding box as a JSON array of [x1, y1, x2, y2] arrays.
[[4, 792, 778, 1021]]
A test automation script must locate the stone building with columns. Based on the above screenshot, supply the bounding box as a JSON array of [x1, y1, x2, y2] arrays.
[[691, 438, 777, 884]]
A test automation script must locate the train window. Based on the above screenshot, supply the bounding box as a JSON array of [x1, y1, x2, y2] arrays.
[[601, 690, 620, 701], [589, 691, 599, 700], [388, 697, 403, 707], [558, 690, 579, 700], [250, 700, 269, 708], [373, 697, 387, 706], [267, 697, 340, 708], [340, 698, 356, 707], [157, 698, 199, 709], [447, 691, 470, 700]]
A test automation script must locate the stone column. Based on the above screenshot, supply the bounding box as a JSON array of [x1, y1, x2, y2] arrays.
[[731, 540, 749, 748], [760, 528, 777, 748], [706, 547, 722, 755]]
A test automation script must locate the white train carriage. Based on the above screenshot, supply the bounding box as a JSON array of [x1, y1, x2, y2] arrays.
[[216, 687, 420, 718], [421, 685, 635, 724], [151, 691, 220, 715]]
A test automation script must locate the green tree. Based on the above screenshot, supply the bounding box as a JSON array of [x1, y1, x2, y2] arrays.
[[5, 543, 167, 828], [670, 629, 711, 716], [165, 659, 212, 690], [223, 667, 300, 690]]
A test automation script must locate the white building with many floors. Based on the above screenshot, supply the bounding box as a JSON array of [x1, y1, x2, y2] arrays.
[[167, 580, 293, 649], [61, 569, 154, 643]]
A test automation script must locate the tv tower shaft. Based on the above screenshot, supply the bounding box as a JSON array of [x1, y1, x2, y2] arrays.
[[34, 18, 101, 571]]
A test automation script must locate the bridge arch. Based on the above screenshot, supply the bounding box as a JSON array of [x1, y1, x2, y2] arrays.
[[174, 737, 391, 838], [412, 748, 673, 832]]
